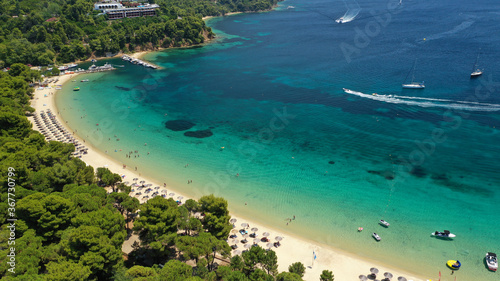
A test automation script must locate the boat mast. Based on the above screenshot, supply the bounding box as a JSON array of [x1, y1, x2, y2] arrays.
[[472, 52, 480, 72], [403, 58, 417, 84]]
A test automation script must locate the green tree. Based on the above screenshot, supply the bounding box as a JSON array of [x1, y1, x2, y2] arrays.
[[50, 67, 60, 76], [230, 255, 244, 272], [276, 272, 303, 281], [0, 229, 43, 276], [16, 193, 78, 242], [71, 207, 126, 248], [226, 270, 250, 281], [125, 265, 158, 278], [158, 260, 192, 281], [8, 63, 29, 77], [199, 194, 229, 217], [288, 262, 306, 278], [133, 196, 180, 244], [61, 225, 123, 280], [249, 268, 274, 281], [45, 261, 92, 281], [184, 198, 199, 213], [262, 249, 278, 276], [320, 270, 334, 281], [121, 196, 140, 231]]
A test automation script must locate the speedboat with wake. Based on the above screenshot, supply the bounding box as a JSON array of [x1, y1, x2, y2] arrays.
[[336, 17, 344, 23], [431, 230, 455, 238], [486, 252, 498, 271]]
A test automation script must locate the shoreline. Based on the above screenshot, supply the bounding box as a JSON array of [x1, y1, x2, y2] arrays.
[[28, 74, 431, 281]]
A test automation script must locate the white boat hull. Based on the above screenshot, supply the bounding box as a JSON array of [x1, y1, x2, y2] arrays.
[[471, 70, 483, 77], [486, 253, 498, 271], [402, 83, 425, 89], [431, 232, 456, 238]]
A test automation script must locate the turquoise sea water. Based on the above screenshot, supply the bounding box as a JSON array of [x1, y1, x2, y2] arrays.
[[57, 0, 500, 279]]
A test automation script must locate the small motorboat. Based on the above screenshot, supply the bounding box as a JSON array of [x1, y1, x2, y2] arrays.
[[336, 17, 344, 24], [379, 220, 390, 227], [431, 230, 456, 238], [486, 252, 498, 271], [447, 260, 461, 270], [81, 79, 89, 82], [372, 233, 381, 241], [73, 87, 80, 91]]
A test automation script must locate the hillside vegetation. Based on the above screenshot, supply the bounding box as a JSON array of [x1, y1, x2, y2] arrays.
[[0, 0, 280, 66]]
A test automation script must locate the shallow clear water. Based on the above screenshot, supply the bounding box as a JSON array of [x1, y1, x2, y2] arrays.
[[57, 0, 500, 279]]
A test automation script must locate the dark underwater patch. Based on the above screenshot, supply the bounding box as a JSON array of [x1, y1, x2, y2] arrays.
[[410, 166, 427, 178], [184, 129, 213, 138], [115, 86, 131, 91], [368, 170, 395, 180], [165, 120, 195, 131]]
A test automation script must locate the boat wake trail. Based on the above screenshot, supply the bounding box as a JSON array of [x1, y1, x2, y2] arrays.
[[336, 0, 361, 23], [419, 20, 474, 42], [343, 88, 500, 112]]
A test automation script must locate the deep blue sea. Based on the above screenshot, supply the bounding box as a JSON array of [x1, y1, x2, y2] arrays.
[[57, 0, 500, 279]]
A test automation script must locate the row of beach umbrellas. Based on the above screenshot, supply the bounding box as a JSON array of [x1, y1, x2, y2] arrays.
[[229, 219, 283, 254], [358, 268, 408, 281]]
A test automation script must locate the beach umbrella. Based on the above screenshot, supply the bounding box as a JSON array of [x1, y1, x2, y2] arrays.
[[161, 190, 167, 193], [231, 239, 239, 245], [140, 180, 145, 183], [370, 268, 379, 275], [233, 250, 241, 255], [241, 223, 249, 228], [230, 218, 237, 224], [358, 275, 367, 281], [397, 277, 407, 281], [133, 178, 138, 181], [275, 236, 283, 241], [169, 193, 175, 196], [384, 272, 393, 280], [123, 181, 129, 185], [266, 242, 274, 249], [262, 232, 270, 237], [177, 196, 184, 200], [253, 238, 260, 244], [244, 244, 252, 249], [231, 229, 238, 234], [154, 186, 160, 189], [251, 227, 258, 233], [146, 183, 152, 187]]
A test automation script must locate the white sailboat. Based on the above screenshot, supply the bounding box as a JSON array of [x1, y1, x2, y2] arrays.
[[470, 53, 483, 78], [402, 59, 425, 89]]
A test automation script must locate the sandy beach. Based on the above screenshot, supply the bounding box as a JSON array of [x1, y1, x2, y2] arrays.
[[28, 74, 432, 281]]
